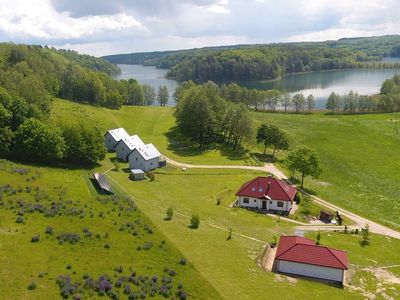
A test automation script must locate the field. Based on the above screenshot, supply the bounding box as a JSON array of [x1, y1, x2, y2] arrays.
[[250, 112, 400, 230], [0, 160, 219, 299], [1, 99, 399, 299]]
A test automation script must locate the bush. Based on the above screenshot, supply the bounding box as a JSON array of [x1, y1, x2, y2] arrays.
[[31, 235, 40, 243], [190, 214, 200, 229], [294, 192, 302, 204], [45, 226, 53, 234], [16, 216, 24, 223], [57, 232, 80, 244], [165, 207, 173, 220], [179, 258, 187, 266], [28, 281, 37, 290]]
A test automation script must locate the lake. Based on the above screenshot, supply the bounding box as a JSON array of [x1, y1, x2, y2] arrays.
[[114, 64, 400, 109], [114, 64, 178, 106]]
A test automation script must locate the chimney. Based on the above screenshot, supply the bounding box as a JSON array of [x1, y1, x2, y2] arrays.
[[267, 182, 271, 193]]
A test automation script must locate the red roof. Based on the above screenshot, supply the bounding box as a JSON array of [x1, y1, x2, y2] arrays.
[[275, 236, 348, 270], [235, 176, 296, 202]]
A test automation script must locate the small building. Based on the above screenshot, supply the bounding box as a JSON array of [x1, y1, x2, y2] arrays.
[[128, 143, 161, 172], [93, 173, 113, 194], [130, 169, 145, 181], [235, 176, 296, 212], [104, 128, 129, 151], [320, 210, 334, 223], [115, 135, 145, 162], [274, 236, 348, 284]]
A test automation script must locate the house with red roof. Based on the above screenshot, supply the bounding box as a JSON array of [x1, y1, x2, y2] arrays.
[[235, 176, 296, 212], [274, 236, 348, 283]]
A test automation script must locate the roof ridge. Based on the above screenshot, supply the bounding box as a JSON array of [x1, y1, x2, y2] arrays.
[[326, 247, 348, 269], [275, 178, 295, 201]]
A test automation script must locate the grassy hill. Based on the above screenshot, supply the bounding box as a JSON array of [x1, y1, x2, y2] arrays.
[[2, 99, 400, 299]]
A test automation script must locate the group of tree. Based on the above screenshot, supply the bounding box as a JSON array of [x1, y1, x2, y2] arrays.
[[256, 124, 289, 160], [326, 76, 400, 114], [175, 81, 252, 149], [104, 36, 400, 83], [0, 43, 169, 110], [0, 87, 105, 165]]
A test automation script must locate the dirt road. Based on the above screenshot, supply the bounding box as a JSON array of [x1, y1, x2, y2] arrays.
[[165, 156, 400, 240]]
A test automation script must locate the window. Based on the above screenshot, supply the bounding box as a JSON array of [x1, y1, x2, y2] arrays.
[[277, 201, 284, 208], [136, 158, 138, 161], [259, 187, 263, 192], [251, 187, 256, 191], [243, 198, 249, 204], [254, 199, 257, 202]]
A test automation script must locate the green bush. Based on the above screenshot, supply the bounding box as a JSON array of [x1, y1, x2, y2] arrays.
[[190, 214, 200, 229]]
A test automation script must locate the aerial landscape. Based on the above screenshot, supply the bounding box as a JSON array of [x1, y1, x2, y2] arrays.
[[1, 1, 400, 299]]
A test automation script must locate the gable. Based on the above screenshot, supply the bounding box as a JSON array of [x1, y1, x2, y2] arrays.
[[236, 177, 296, 201]]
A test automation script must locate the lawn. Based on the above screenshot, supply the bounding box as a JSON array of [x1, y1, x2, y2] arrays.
[[251, 112, 400, 230], [51, 99, 259, 166], [0, 159, 219, 299], [106, 164, 400, 299]]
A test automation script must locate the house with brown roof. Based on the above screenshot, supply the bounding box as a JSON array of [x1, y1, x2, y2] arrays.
[[274, 236, 348, 284], [235, 176, 296, 212]]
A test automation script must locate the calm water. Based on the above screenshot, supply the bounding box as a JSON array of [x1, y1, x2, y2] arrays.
[[114, 64, 400, 109], [241, 68, 400, 109], [113, 64, 179, 106]]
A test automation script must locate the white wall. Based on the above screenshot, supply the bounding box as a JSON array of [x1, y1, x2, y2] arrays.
[[269, 200, 292, 212], [116, 141, 131, 161], [104, 133, 117, 151], [277, 260, 344, 282], [129, 150, 159, 171], [238, 196, 260, 208]]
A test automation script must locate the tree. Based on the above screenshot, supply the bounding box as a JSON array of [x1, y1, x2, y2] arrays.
[[292, 94, 305, 113], [286, 147, 322, 189], [190, 214, 200, 229], [326, 92, 340, 113], [142, 84, 156, 106], [165, 208, 173, 221], [0, 127, 13, 157], [316, 231, 321, 245], [361, 224, 370, 246], [60, 122, 106, 165], [280, 93, 292, 113], [157, 85, 169, 106], [306, 94, 315, 113], [14, 118, 66, 163], [256, 124, 289, 159]]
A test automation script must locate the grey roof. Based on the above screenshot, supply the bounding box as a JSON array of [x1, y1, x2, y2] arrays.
[[106, 128, 129, 142], [134, 143, 161, 161], [93, 173, 113, 194], [118, 135, 145, 151], [131, 169, 144, 174]]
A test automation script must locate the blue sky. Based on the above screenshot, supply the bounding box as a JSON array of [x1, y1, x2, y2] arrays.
[[0, 0, 399, 56]]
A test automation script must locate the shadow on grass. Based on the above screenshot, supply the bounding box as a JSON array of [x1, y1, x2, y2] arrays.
[[250, 152, 285, 164], [5, 157, 101, 171], [165, 126, 249, 161]]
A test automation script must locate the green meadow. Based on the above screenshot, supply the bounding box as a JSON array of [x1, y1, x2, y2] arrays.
[[1, 99, 399, 299]]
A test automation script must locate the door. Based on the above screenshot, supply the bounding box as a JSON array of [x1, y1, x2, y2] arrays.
[[262, 201, 267, 209]]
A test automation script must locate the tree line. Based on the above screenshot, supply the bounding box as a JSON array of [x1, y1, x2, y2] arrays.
[[174, 81, 252, 149], [326, 75, 400, 114]]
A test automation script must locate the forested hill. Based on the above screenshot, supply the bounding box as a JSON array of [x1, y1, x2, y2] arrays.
[[55, 48, 120, 75], [103, 35, 400, 82]]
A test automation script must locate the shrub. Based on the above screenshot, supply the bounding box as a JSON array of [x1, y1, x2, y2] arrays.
[[66, 264, 72, 270], [115, 266, 123, 273], [177, 290, 187, 300], [16, 216, 24, 223], [179, 258, 187, 266], [45, 226, 53, 234], [361, 224, 370, 246], [96, 275, 112, 293], [57, 275, 79, 298], [57, 233, 80, 244], [294, 192, 302, 204], [28, 281, 37, 290], [190, 214, 200, 229], [168, 269, 176, 277], [31, 235, 40, 243], [165, 208, 173, 220]]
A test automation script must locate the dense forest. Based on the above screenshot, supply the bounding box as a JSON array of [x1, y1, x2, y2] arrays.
[[103, 35, 400, 82], [174, 81, 252, 149], [0, 43, 152, 166]]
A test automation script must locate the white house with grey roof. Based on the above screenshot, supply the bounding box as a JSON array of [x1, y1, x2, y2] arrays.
[[128, 143, 161, 172], [104, 128, 130, 151], [115, 135, 145, 162]]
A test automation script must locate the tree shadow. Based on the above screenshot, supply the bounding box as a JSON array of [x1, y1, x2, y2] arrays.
[[5, 157, 101, 171], [164, 126, 248, 161]]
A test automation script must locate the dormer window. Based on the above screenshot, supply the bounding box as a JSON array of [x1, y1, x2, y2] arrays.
[[259, 187, 263, 192], [251, 186, 256, 191]]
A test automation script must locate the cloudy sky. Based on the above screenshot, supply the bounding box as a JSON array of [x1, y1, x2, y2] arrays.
[[0, 0, 399, 56]]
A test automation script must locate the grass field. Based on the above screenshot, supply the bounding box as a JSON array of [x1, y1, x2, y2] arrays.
[[0, 159, 219, 299], [251, 112, 400, 230], [2, 99, 400, 299]]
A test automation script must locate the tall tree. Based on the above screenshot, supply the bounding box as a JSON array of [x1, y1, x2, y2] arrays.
[[256, 124, 289, 159], [142, 84, 156, 106], [280, 93, 292, 113], [157, 85, 169, 106], [286, 147, 322, 189], [326, 92, 340, 113], [292, 94, 305, 113], [306, 94, 315, 113]]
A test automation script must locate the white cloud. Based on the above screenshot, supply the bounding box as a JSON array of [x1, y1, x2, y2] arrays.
[[0, 0, 147, 41], [205, 4, 230, 14]]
